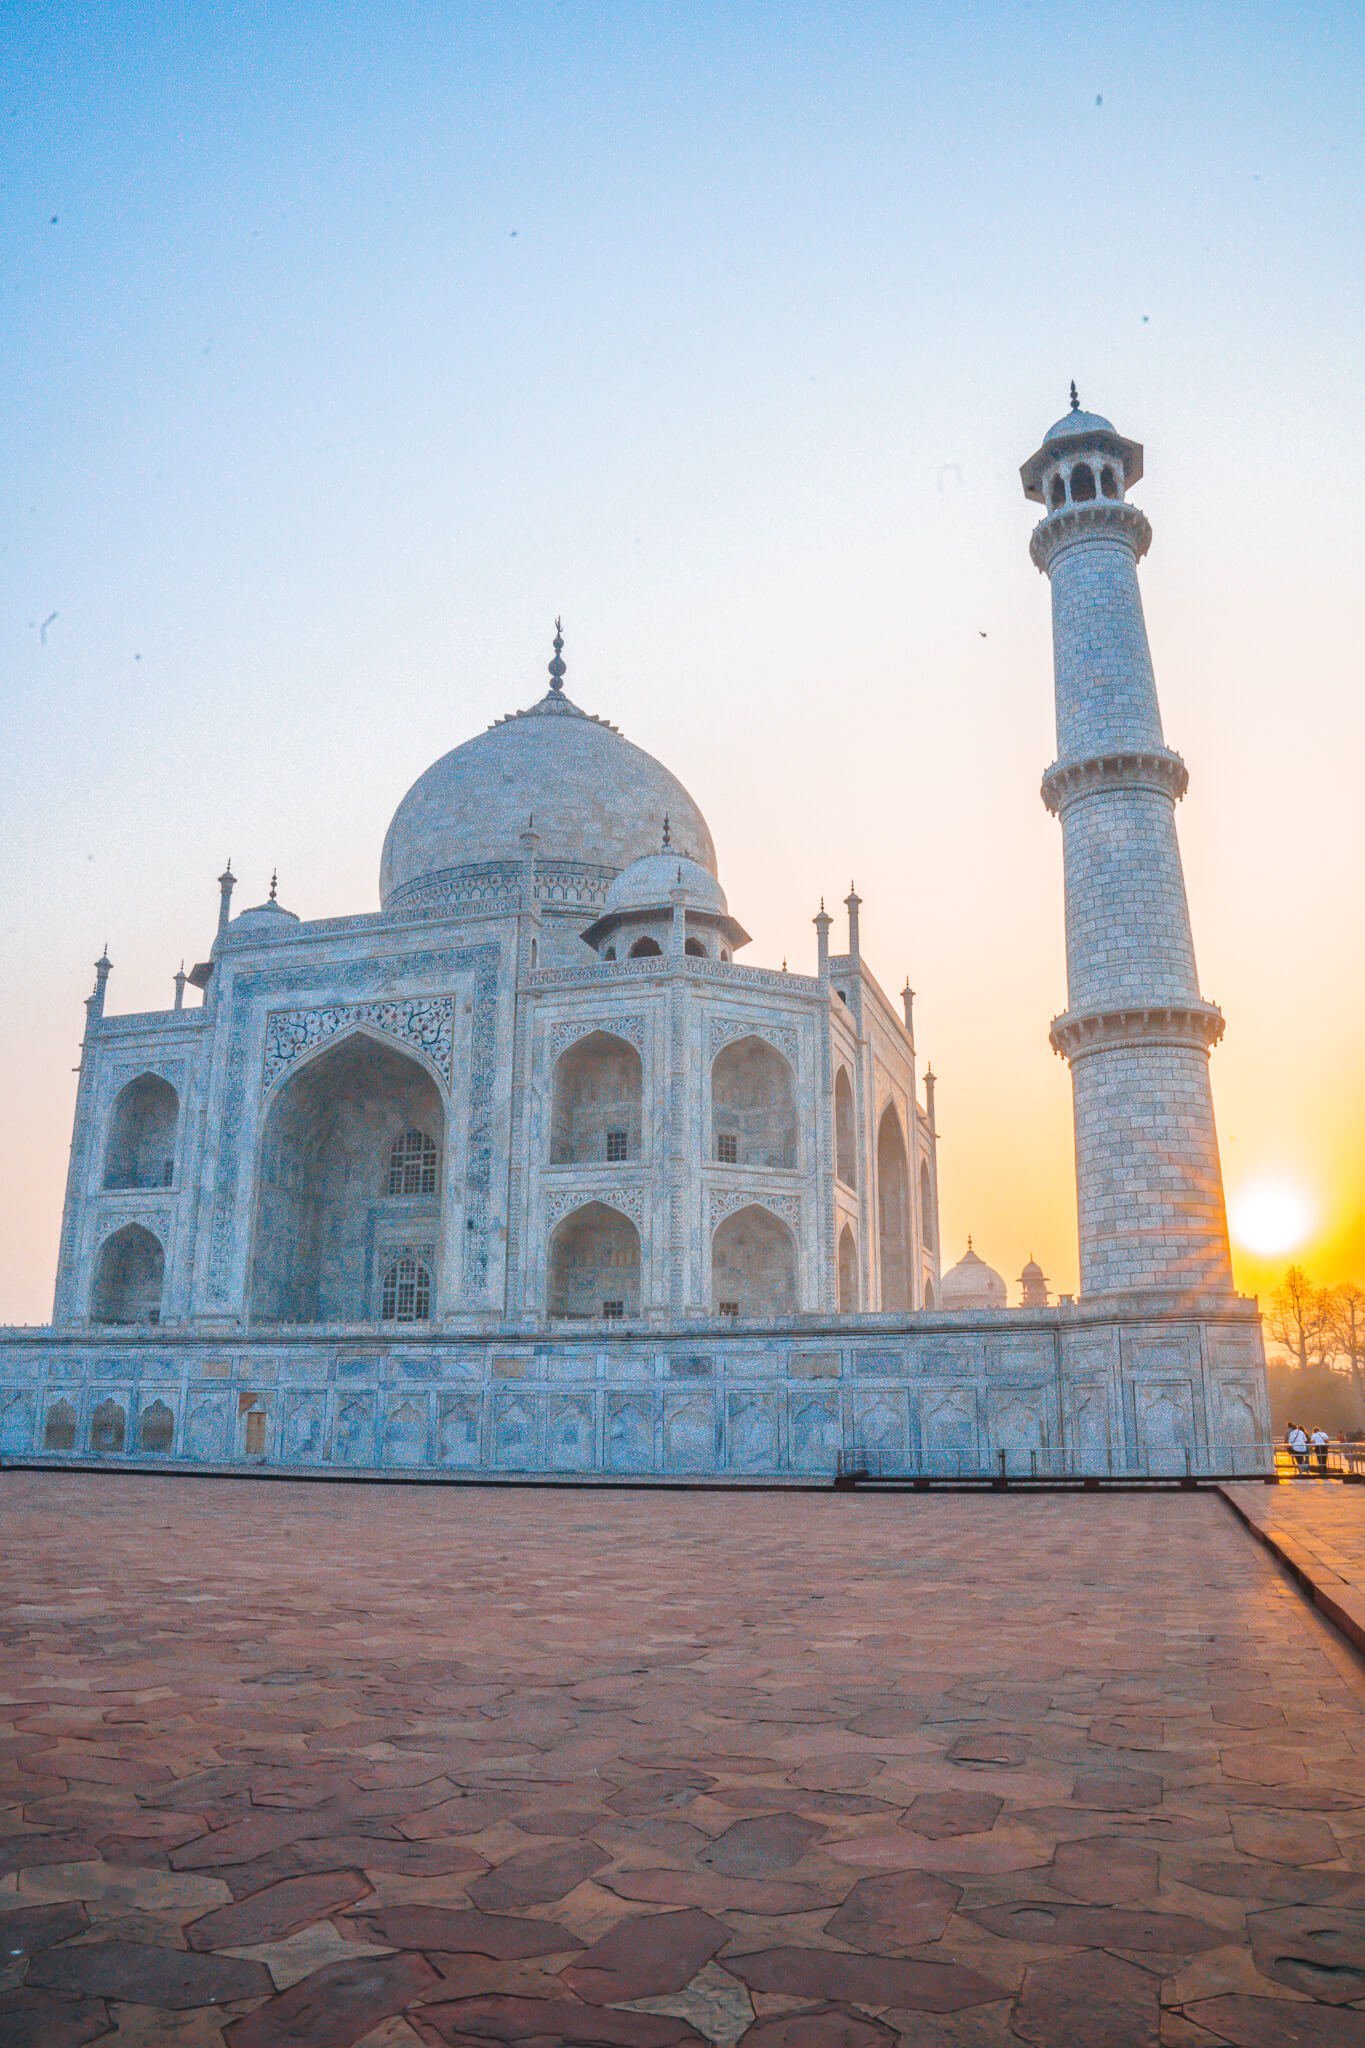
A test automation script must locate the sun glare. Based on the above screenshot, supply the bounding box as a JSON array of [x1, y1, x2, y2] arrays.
[[1228, 1178, 1316, 1257]]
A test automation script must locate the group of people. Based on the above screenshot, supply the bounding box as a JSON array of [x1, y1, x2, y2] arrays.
[[1285, 1423, 1332, 1476]]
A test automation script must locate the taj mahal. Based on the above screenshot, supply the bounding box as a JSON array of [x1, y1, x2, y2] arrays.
[[0, 397, 1271, 1478]]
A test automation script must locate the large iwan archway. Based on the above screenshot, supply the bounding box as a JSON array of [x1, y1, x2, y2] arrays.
[[250, 1032, 444, 1324], [547, 1202, 641, 1318], [712, 1204, 797, 1317]]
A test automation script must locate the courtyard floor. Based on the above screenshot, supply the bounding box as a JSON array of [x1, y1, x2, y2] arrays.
[[2, 1474, 1364, 2047]]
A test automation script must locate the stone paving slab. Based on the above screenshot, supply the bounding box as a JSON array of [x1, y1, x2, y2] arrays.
[[2, 1472, 1364, 2045], [1221, 1484, 1365, 1658]]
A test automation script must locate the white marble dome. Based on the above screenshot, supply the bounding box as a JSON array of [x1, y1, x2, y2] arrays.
[[941, 1241, 1008, 1311], [604, 851, 728, 918], [1043, 407, 1116, 441], [380, 689, 716, 911]]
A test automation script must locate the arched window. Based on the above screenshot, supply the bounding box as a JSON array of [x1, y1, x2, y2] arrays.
[[381, 1251, 432, 1323], [1049, 472, 1066, 510], [603, 946, 617, 961], [684, 937, 706, 957], [711, 1204, 797, 1317], [1070, 462, 1096, 502], [924, 1278, 935, 1309], [711, 1036, 797, 1170], [550, 1032, 643, 1164], [720, 948, 730, 963], [91, 1398, 127, 1455], [920, 1160, 936, 1255], [43, 1399, 77, 1452], [387, 1127, 438, 1196], [834, 1067, 856, 1187], [90, 1224, 164, 1326], [629, 936, 662, 957], [877, 1106, 912, 1313], [104, 1075, 178, 1190], [1099, 464, 1118, 499], [548, 1202, 642, 1319], [837, 1223, 858, 1313], [139, 1399, 175, 1454]]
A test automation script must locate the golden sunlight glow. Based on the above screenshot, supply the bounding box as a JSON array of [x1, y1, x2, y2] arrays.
[[1228, 1177, 1317, 1258]]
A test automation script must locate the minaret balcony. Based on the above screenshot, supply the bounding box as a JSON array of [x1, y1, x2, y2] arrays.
[[1029, 499, 1152, 573], [1049, 1000, 1226, 1062], [1041, 748, 1188, 816]]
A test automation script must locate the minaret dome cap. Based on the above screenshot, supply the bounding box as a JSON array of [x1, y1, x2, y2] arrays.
[[1020, 401, 1144, 504]]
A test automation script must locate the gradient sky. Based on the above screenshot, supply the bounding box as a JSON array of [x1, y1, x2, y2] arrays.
[[2, 1, 1362, 1323]]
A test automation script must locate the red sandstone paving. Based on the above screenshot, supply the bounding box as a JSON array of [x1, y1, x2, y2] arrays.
[[2, 1475, 1365, 2044]]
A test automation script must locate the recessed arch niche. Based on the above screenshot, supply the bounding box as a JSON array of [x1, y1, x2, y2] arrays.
[[250, 1031, 444, 1325], [90, 1223, 165, 1325], [104, 1075, 178, 1190], [834, 1067, 856, 1186], [550, 1032, 643, 1165], [876, 1105, 912, 1312], [547, 1201, 641, 1319], [711, 1203, 797, 1317], [837, 1222, 858, 1312], [712, 1036, 797, 1169]]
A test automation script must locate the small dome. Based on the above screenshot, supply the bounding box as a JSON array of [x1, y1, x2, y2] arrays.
[[604, 851, 728, 919], [1020, 1258, 1045, 1282], [231, 898, 299, 934], [941, 1242, 1008, 1311], [1043, 407, 1116, 442]]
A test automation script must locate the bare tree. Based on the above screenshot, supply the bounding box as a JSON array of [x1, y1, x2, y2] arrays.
[[1266, 1266, 1331, 1370], [1325, 1281, 1365, 1411]]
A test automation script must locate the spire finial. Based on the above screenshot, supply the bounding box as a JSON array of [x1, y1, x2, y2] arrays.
[[662, 811, 671, 849], [968, 1233, 974, 1251], [269, 868, 278, 902], [548, 616, 566, 693], [1069, 379, 1080, 412]]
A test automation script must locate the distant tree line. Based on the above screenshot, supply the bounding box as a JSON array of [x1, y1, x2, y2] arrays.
[[1264, 1267, 1365, 1435]]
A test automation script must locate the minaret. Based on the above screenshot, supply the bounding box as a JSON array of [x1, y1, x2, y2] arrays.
[[1021, 390, 1232, 1299]]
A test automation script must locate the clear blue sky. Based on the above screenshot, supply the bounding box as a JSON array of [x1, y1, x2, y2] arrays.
[[2, 2, 1362, 1318]]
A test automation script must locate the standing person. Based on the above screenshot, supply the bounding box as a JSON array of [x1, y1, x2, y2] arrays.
[[1287, 1422, 1309, 1476], [1311, 1425, 1331, 1478]]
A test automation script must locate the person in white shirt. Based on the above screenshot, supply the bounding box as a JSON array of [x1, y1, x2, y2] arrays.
[[1310, 1426, 1330, 1478], [1287, 1423, 1309, 1475]]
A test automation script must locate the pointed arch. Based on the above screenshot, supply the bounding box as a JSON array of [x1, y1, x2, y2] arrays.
[[837, 1222, 858, 1313], [104, 1074, 179, 1189], [834, 1067, 856, 1186], [91, 1224, 164, 1325], [712, 1036, 797, 1169], [920, 1159, 936, 1255], [876, 1105, 912, 1313], [550, 1032, 643, 1164], [548, 1201, 642, 1319], [711, 1203, 797, 1317], [250, 1031, 444, 1324]]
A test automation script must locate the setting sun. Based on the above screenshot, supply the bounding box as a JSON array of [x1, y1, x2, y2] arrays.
[[1229, 1177, 1317, 1258]]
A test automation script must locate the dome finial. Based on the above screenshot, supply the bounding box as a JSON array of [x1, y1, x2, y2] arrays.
[[548, 616, 566, 694], [1069, 379, 1080, 412], [269, 868, 278, 902], [662, 811, 671, 849]]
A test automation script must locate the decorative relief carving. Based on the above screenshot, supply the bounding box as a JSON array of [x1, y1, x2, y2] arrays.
[[1029, 499, 1151, 573], [707, 1187, 802, 1232], [708, 1016, 800, 1066], [549, 1014, 646, 1060], [546, 1185, 647, 1231], [1041, 748, 1188, 815], [263, 996, 455, 1090], [529, 958, 820, 995]]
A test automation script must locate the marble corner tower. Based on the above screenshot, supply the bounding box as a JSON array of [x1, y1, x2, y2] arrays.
[[1022, 391, 1233, 1301]]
